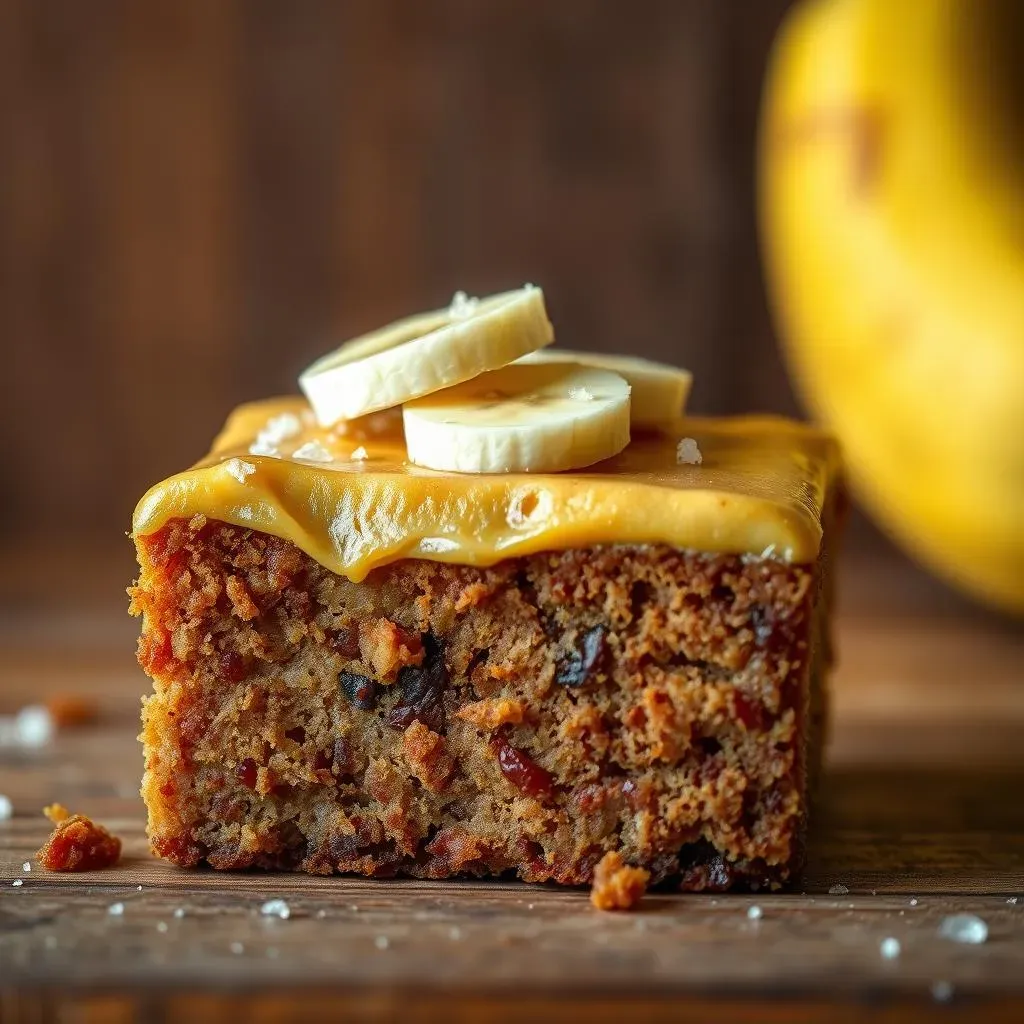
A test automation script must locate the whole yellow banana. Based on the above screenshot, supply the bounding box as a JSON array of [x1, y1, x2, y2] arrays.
[[760, 0, 1024, 614]]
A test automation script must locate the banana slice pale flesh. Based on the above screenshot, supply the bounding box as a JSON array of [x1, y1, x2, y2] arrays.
[[517, 349, 692, 428], [403, 363, 631, 474], [299, 286, 554, 425]]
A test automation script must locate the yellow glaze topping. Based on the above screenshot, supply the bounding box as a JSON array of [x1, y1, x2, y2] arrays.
[[133, 397, 839, 581]]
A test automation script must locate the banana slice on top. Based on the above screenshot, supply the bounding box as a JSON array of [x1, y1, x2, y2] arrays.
[[403, 363, 631, 474], [299, 286, 553, 425], [517, 350, 692, 427]]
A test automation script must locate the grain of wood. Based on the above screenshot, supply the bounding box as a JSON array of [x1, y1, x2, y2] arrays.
[[2, 557, 1024, 1020]]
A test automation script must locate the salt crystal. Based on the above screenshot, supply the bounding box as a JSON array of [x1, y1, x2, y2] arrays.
[[156, 921, 168, 933], [108, 902, 124, 916], [449, 927, 463, 940], [747, 905, 763, 921], [909, 897, 918, 906], [828, 884, 849, 896], [248, 439, 280, 458], [292, 440, 334, 463], [230, 941, 245, 955], [0, 794, 11, 820], [257, 413, 303, 446], [22, 862, 30, 873], [374, 935, 390, 950], [676, 437, 703, 465], [12, 879, 23, 887], [316, 909, 327, 919], [350, 904, 360, 912], [448, 290, 478, 319], [350, 446, 369, 461], [938, 913, 988, 945], [16, 705, 54, 747], [931, 980, 954, 1003], [224, 458, 256, 483], [260, 898, 291, 920], [568, 387, 594, 402], [173, 907, 186, 918], [1008, 897, 1018, 905], [137, 885, 143, 891], [880, 937, 901, 960]]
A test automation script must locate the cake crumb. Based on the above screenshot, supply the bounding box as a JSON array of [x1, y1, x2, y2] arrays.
[[45, 695, 99, 729], [590, 851, 650, 912], [676, 437, 703, 465], [43, 803, 70, 824], [36, 809, 122, 872]]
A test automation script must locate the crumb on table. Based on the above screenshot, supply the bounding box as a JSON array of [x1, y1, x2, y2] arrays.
[[43, 803, 71, 824], [36, 809, 122, 872], [590, 851, 650, 912], [45, 694, 99, 728]]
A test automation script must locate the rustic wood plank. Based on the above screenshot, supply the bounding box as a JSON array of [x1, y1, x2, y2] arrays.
[[2, 556, 1024, 1019]]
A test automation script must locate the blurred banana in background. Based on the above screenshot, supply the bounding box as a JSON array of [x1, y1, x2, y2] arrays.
[[760, 0, 1024, 614]]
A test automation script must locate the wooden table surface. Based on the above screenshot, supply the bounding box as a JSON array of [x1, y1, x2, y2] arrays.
[[1, 550, 1023, 1023]]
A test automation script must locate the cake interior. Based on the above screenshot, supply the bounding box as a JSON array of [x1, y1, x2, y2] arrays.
[[130, 516, 832, 890]]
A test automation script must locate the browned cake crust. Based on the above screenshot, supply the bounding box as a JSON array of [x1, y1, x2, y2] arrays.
[[130, 515, 833, 890]]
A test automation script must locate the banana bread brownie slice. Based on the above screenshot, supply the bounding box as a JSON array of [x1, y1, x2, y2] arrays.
[[130, 511, 835, 890]]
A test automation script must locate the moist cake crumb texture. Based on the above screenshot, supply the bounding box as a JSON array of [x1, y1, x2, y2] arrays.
[[130, 515, 832, 889], [590, 850, 651, 910]]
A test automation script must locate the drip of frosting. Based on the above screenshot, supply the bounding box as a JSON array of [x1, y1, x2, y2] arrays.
[[133, 397, 839, 582]]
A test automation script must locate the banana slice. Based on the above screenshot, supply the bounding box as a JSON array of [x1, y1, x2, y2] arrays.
[[403, 363, 631, 474], [299, 286, 553, 425], [517, 349, 692, 427]]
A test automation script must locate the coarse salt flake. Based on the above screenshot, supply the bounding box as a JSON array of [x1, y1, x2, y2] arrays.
[[448, 290, 478, 319], [931, 980, 954, 1003], [12, 879, 23, 887], [248, 439, 280, 458], [224, 458, 256, 483], [568, 386, 594, 402], [22, 862, 30, 873], [350, 446, 369, 460], [880, 937, 901, 959], [16, 705, 54, 748], [938, 913, 988, 945], [108, 902, 124, 916], [230, 941, 245, 955], [156, 921, 168, 933], [261, 413, 303, 445], [260, 898, 291, 920], [676, 437, 703, 465], [0, 794, 11, 820], [374, 935, 390, 950], [747, 905, 763, 921], [292, 440, 334, 463]]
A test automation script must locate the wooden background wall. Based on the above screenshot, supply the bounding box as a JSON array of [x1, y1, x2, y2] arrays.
[[1, 0, 798, 548]]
